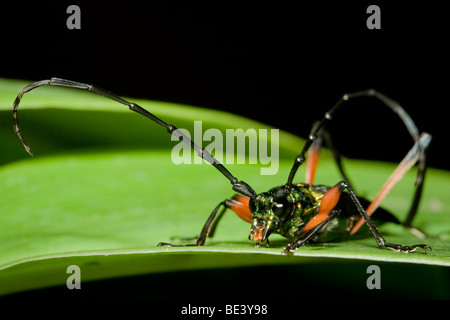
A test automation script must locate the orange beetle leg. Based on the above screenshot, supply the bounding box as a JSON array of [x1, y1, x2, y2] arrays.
[[302, 183, 343, 232], [229, 194, 252, 223], [305, 137, 321, 185], [350, 134, 431, 235]]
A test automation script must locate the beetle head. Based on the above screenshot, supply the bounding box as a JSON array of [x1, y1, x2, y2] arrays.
[[248, 187, 293, 246]]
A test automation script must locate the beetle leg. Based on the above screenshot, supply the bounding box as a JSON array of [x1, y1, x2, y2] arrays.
[[158, 196, 250, 247], [305, 122, 322, 185], [284, 180, 431, 254], [343, 181, 431, 253], [227, 195, 252, 223], [284, 182, 347, 253], [284, 209, 340, 254], [350, 132, 432, 235], [158, 200, 228, 247], [305, 122, 352, 186]]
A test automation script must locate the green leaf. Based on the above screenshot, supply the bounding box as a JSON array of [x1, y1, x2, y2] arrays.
[[0, 78, 449, 297]]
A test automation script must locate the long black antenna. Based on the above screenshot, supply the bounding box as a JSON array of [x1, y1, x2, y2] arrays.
[[285, 89, 430, 226], [12, 78, 257, 198]]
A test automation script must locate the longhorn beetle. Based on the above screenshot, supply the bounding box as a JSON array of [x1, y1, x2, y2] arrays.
[[12, 78, 431, 254]]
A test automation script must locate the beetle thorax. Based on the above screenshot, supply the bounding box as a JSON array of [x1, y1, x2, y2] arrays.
[[248, 185, 322, 245]]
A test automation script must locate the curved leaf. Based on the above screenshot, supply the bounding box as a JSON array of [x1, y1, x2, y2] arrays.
[[0, 78, 449, 297]]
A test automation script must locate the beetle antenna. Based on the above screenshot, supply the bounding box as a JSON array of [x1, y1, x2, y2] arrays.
[[12, 78, 257, 198], [285, 89, 429, 225]]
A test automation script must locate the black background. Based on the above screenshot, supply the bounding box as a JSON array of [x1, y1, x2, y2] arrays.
[[1, 1, 448, 170]]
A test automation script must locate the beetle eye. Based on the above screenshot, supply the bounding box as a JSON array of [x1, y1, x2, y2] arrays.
[[272, 200, 292, 219], [249, 200, 257, 213]]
